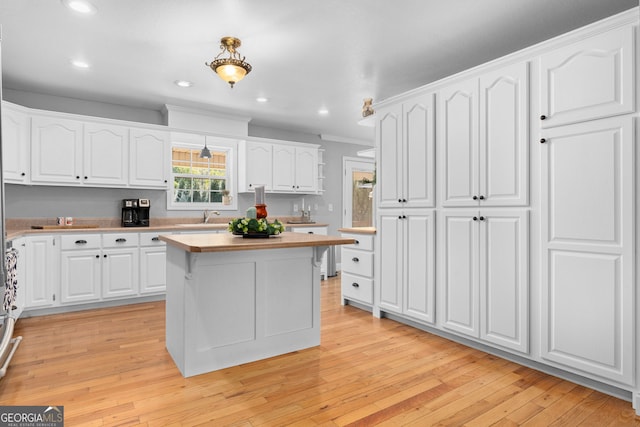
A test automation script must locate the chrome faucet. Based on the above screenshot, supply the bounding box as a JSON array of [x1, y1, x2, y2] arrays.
[[203, 210, 220, 223]]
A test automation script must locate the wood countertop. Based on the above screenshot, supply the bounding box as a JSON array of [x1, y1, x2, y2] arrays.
[[159, 231, 355, 253], [337, 227, 376, 234]]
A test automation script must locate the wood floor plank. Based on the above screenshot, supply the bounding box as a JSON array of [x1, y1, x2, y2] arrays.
[[1, 275, 637, 426]]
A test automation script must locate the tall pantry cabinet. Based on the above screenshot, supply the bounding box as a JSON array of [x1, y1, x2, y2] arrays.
[[374, 7, 639, 411]]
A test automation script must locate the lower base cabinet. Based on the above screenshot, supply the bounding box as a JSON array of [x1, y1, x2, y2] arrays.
[[440, 209, 529, 354], [340, 232, 375, 305], [377, 209, 435, 324], [24, 235, 59, 309], [139, 232, 167, 294]]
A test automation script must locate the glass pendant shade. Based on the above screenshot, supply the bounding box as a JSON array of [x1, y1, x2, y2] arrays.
[[206, 37, 252, 88]]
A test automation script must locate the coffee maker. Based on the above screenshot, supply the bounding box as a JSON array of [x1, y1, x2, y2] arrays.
[[121, 199, 150, 227]]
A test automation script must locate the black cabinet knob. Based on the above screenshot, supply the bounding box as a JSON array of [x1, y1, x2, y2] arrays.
[[354, 240, 360, 245], [115, 238, 126, 243], [479, 216, 485, 221], [402, 215, 407, 219], [76, 176, 80, 179], [164, 180, 168, 183], [540, 115, 547, 120], [398, 215, 402, 219], [352, 283, 360, 288], [104, 254, 107, 258], [249, 184, 252, 187], [473, 217, 478, 221], [75, 240, 88, 245], [398, 199, 402, 203], [540, 138, 546, 144], [402, 199, 407, 203], [473, 196, 478, 200], [352, 257, 359, 262], [21, 172, 25, 176], [152, 237, 160, 241], [95, 254, 99, 258], [479, 195, 485, 200], [84, 176, 88, 179], [307, 231, 314, 234]]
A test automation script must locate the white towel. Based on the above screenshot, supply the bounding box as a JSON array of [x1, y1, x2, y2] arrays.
[[4, 249, 18, 311]]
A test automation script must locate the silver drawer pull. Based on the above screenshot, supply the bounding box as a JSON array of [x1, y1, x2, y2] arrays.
[[352, 282, 359, 288], [352, 257, 359, 262], [75, 240, 87, 245], [115, 238, 127, 243], [151, 237, 160, 241]]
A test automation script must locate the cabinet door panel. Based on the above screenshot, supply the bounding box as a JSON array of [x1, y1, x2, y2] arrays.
[[130, 129, 168, 188], [61, 251, 101, 303], [377, 107, 402, 208], [541, 116, 633, 385], [272, 144, 296, 191], [2, 106, 30, 183], [442, 212, 479, 336], [243, 142, 273, 191], [31, 116, 83, 184], [378, 213, 403, 313], [84, 124, 128, 186], [404, 212, 435, 324], [440, 80, 479, 207], [25, 236, 58, 308], [103, 249, 138, 298], [479, 62, 529, 206], [403, 93, 435, 208], [294, 147, 318, 192], [480, 211, 528, 353], [540, 26, 634, 128]]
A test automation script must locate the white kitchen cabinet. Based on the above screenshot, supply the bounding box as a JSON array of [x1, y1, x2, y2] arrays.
[[272, 144, 318, 193], [540, 116, 634, 385], [129, 128, 169, 188], [377, 209, 435, 324], [31, 115, 83, 184], [238, 140, 273, 191], [377, 92, 435, 209], [60, 234, 102, 304], [83, 123, 128, 186], [139, 232, 167, 294], [340, 232, 375, 306], [102, 233, 139, 299], [24, 235, 59, 309], [539, 26, 634, 129], [287, 226, 328, 279], [2, 104, 30, 184], [441, 209, 528, 353], [439, 62, 529, 207]]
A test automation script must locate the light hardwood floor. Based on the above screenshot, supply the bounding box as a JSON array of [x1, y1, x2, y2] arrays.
[[1, 275, 639, 426]]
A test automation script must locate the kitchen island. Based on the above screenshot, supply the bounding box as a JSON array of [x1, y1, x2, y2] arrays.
[[160, 231, 355, 377]]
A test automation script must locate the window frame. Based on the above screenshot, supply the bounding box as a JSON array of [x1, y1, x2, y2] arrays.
[[166, 136, 238, 211]]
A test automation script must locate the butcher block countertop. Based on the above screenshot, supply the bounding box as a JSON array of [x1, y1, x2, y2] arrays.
[[159, 231, 355, 253], [337, 227, 376, 234]]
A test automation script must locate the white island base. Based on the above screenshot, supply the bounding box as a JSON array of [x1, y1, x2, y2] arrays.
[[165, 242, 326, 377]]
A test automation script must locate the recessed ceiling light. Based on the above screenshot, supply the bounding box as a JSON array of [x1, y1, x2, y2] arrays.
[[174, 80, 193, 88], [62, 0, 97, 15], [70, 59, 91, 69], [256, 97, 268, 103], [318, 108, 329, 115]]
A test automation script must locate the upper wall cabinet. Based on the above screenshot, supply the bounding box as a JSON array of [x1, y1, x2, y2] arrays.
[[2, 104, 30, 184], [84, 123, 129, 186], [31, 115, 84, 185], [129, 128, 169, 189], [539, 26, 634, 128], [238, 141, 273, 191], [239, 140, 319, 194], [439, 61, 529, 207], [273, 144, 318, 193], [377, 92, 435, 209]]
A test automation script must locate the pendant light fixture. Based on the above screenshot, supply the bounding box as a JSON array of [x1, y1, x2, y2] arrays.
[[199, 141, 212, 159], [206, 36, 252, 88]]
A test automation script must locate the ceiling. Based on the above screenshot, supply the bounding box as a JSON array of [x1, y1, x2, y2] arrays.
[[0, 0, 636, 145]]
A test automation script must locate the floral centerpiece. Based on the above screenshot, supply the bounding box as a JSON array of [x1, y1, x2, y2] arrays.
[[228, 217, 285, 238]]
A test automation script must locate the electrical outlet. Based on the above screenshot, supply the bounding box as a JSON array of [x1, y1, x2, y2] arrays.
[[293, 204, 299, 213], [328, 203, 333, 212]]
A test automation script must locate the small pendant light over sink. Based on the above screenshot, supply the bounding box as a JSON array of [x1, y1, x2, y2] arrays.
[[199, 141, 211, 159], [206, 36, 252, 88]]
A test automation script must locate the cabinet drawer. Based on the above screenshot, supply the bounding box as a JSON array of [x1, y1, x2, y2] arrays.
[[139, 232, 167, 246], [341, 272, 373, 304], [341, 248, 373, 277], [102, 233, 139, 248], [61, 234, 101, 250], [341, 233, 374, 251]]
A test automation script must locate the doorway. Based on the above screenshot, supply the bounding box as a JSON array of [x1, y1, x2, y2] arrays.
[[342, 157, 375, 228]]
